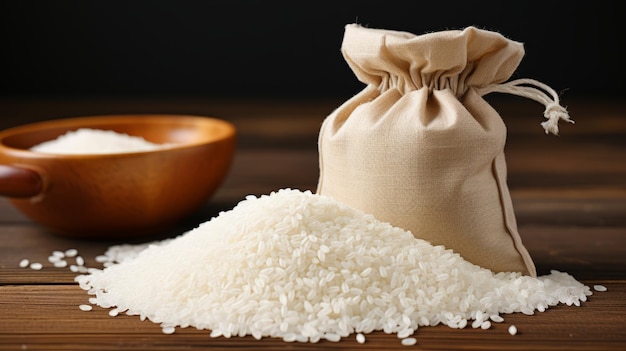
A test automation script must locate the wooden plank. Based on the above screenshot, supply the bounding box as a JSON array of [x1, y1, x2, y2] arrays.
[[1, 284, 624, 350], [512, 189, 626, 227], [520, 226, 626, 280]]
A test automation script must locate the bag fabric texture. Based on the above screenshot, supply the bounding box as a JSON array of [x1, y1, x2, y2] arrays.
[[317, 24, 573, 277]]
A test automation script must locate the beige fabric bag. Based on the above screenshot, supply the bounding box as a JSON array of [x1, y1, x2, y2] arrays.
[[317, 24, 573, 276]]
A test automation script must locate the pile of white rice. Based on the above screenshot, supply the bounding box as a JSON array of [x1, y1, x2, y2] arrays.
[[75, 188, 592, 343], [31, 128, 170, 154]]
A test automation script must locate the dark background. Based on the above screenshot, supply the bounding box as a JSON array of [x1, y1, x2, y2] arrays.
[[0, 0, 622, 100]]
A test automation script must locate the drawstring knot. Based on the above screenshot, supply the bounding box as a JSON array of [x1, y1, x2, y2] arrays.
[[476, 78, 575, 135], [541, 102, 573, 135]]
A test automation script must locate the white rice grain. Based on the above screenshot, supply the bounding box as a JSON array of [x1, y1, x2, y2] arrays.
[[356, 333, 366, 344], [282, 333, 297, 342], [73, 189, 592, 344], [19, 259, 29, 268], [161, 326, 176, 334], [401, 337, 417, 346], [79, 304, 93, 311], [508, 325, 518, 335], [397, 328, 413, 339], [29, 262, 43, 270], [490, 314, 504, 323], [31, 128, 172, 155], [593, 285, 607, 292], [65, 248, 78, 257], [53, 260, 68, 268], [95, 255, 110, 263], [324, 333, 341, 342]]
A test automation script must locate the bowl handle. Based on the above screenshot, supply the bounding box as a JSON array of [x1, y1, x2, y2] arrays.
[[0, 165, 43, 198]]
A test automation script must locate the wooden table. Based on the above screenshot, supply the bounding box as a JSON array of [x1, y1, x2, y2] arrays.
[[1, 96, 624, 350]]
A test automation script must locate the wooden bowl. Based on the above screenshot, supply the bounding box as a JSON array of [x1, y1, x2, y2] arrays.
[[0, 114, 236, 239]]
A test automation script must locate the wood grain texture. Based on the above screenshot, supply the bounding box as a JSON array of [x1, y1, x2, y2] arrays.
[[1, 97, 625, 350], [1, 285, 624, 351]]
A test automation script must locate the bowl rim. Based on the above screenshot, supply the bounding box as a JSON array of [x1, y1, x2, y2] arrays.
[[0, 114, 237, 159]]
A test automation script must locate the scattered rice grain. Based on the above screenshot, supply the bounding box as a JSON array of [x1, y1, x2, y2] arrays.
[[19, 259, 29, 268], [593, 285, 607, 292], [79, 304, 93, 311], [401, 337, 417, 346], [161, 326, 176, 334], [53, 260, 68, 268], [356, 333, 366, 344], [29, 262, 43, 270], [65, 249, 78, 257], [508, 325, 517, 335]]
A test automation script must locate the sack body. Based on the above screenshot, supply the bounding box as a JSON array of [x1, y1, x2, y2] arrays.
[[318, 25, 573, 276]]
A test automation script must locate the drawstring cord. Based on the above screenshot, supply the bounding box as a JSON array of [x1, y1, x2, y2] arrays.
[[476, 78, 575, 135]]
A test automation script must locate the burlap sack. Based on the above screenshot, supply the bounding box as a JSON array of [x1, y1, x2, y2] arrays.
[[317, 24, 573, 276]]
